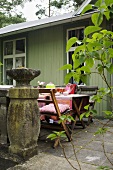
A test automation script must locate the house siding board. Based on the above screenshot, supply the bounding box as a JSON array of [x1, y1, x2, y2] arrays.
[[27, 25, 64, 86], [89, 60, 108, 117]]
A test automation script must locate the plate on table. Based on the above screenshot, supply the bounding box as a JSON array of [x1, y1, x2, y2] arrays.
[[55, 92, 60, 96], [63, 91, 69, 95]]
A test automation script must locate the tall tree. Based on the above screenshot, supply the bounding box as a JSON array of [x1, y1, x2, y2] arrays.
[[0, 0, 32, 28], [35, 0, 84, 19]]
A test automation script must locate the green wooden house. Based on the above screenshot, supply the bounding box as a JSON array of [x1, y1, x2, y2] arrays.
[[0, 0, 112, 117]]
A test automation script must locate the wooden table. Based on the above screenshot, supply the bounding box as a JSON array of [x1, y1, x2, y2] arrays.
[[56, 94, 90, 128]]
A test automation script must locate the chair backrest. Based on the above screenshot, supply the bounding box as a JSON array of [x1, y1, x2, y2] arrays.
[[38, 88, 62, 118], [77, 85, 98, 96]]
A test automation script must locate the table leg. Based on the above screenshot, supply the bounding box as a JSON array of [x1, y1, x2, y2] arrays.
[[72, 98, 85, 129]]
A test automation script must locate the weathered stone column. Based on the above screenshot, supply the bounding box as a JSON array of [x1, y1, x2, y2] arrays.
[[6, 68, 41, 159], [0, 87, 11, 144]]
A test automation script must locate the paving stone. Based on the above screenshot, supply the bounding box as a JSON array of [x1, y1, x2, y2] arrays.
[[73, 130, 95, 140], [85, 140, 103, 152], [71, 148, 112, 167], [101, 153, 113, 169], [7, 152, 99, 170], [0, 119, 113, 170], [103, 142, 113, 154]]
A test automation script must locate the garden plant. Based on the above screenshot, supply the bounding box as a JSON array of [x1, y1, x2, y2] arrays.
[[48, 0, 113, 169]]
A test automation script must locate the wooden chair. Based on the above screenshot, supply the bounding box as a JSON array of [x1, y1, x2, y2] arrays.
[[72, 95, 90, 128], [77, 85, 98, 124], [38, 88, 75, 147]]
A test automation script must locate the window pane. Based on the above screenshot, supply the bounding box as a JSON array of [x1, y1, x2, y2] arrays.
[[4, 41, 13, 55], [68, 30, 76, 39], [16, 39, 25, 54], [4, 58, 13, 85], [79, 28, 84, 40], [15, 57, 25, 68], [68, 30, 76, 47]]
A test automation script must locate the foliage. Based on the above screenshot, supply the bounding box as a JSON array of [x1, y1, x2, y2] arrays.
[[0, 0, 33, 28], [60, 0, 113, 117], [48, 0, 113, 169], [47, 131, 66, 140], [35, 0, 85, 19], [49, 0, 113, 169], [94, 127, 108, 135], [97, 166, 111, 170]]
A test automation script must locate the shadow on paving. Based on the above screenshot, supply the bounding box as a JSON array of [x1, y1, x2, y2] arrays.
[[0, 144, 23, 170], [0, 157, 17, 170]]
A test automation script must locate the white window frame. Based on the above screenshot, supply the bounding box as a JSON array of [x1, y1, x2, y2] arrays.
[[66, 26, 85, 84], [3, 38, 26, 85]]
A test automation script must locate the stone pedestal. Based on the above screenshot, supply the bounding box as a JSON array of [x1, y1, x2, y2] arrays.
[[6, 68, 41, 159], [0, 86, 11, 144], [7, 87, 40, 159]]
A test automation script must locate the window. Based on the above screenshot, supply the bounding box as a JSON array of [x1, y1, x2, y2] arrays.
[[3, 38, 26, 85], [4, 41, 13, 55], [67, 27, 84, 84]]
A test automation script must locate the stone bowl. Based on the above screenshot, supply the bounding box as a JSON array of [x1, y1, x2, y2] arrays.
[[6, 68, 41, 86]]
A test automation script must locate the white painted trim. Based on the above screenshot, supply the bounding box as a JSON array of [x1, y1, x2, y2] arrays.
[[3, 38, 26, 85]]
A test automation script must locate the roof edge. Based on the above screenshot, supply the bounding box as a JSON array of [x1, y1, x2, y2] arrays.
[[0, 12, 94, 38]]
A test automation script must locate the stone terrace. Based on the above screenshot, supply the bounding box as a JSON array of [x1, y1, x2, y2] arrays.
[[0, 119, 113, 170]]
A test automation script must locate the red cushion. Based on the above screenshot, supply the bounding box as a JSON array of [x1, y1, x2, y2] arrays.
[[40, 103, 70, 121], [40, 103, 70, 113], [65, 83, 77, 94]]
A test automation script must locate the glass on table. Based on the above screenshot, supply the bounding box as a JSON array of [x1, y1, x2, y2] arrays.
[[56, 87, 65, 94]]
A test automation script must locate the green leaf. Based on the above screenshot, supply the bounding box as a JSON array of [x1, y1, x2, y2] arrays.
[[59, 115, 66, 121], [74, 59, 81, 69], [106, 64, 113, 74], [104, 11, 110, 20], [97, 65, 103, 74], [105, 0, 113, 6], [47, 133, 57, 140], [92, 32, 103, 39], [85, 111, 91, 117], [84, 26, 102, 36], [73, 72, 81, 83], [88, 42, 102, 51], [90, 109, 97, 115], [103, 111, 112, 115], [80, 74, 88, 84], [80, 113, 86, 120], [84, 104, 90, 110], [108, 48, 113, 57], [0, 62, 3, 66], [59, 64, 72, 70], [95, 0, 102, 8], [100, 29, 107, 34], [103, 40, 113, 48], [86, 58, 94, 67], [66, 37, 78, 52], [80, 66, 91, 73], [60, 133, 66, 138], [95, 127, 108, 135], [81, 4, 93, 15], [91, 13, 103, 26], [65, 72, 74, 84], [74, 44, 85, 54]]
